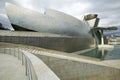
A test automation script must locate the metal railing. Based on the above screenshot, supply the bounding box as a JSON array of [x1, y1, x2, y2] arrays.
[[0, 47, 60, 80], [0, 48, 36, 80]]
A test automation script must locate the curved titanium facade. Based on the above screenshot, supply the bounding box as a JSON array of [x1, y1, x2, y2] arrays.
[[5, 3, 91, 37], [3, 3, 96, 52]]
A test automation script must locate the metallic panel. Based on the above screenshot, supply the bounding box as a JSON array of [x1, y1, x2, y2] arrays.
[[5, 3, 91, 37]]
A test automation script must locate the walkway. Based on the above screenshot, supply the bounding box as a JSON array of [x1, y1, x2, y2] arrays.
[[0, 54, 28, 80]]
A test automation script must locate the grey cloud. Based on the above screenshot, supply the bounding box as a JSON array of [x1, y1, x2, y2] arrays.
[[44, 0, 120, 26], [0, 0, 120, 28], [80, 0, 120, 26]]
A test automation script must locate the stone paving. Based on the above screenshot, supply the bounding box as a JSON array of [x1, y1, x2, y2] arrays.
[[0, 54, 28, 80]]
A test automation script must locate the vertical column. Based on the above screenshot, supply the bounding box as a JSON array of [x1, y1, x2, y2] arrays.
[[100, 30, 104, 45]]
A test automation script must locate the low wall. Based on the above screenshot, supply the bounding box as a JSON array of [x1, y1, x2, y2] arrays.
[[34, 53, 120, 80], [0, 35, 94, 52]]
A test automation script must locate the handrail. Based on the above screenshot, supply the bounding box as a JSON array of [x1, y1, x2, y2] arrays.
[[22, 50, 60, 80], [0, 48, 60, 80]]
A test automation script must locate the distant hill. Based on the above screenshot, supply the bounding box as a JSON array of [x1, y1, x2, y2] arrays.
[[0, 22, 2, 27]]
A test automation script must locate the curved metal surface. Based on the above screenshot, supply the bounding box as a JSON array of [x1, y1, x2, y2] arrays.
[[5, 3, 91, 37], [0, 14, 14, 30]]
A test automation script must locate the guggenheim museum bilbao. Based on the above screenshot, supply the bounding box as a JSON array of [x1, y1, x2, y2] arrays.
[[0, 3, 120, 80]]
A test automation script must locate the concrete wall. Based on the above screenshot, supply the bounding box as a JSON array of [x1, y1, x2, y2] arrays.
[[35, 54, 120, 80], [0, 36, 94, 52]]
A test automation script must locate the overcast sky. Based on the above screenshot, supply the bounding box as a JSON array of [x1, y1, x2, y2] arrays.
[[0, 0, 120, 29]]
